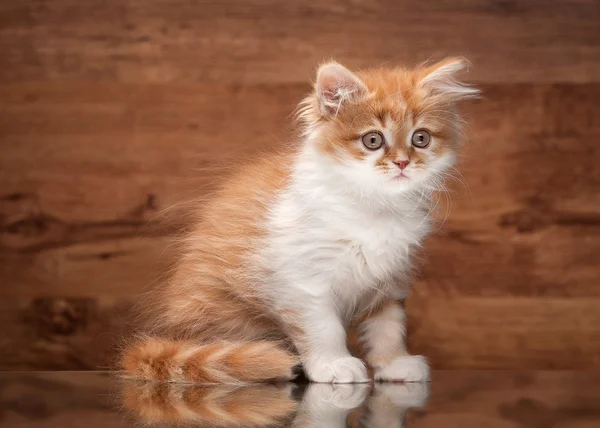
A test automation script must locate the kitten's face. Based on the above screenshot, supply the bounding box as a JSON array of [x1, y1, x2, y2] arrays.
[[302, 59, 477, 196]]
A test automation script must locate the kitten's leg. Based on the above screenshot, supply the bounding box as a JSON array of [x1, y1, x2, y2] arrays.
[[359, 300, 430, 382], [287, 306, 369, 383]]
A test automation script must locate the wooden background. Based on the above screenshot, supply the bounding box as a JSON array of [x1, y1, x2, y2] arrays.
[[1, 0, 599, 370]]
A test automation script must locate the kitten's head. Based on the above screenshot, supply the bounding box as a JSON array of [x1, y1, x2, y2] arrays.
[[298, 58, 478, 195]]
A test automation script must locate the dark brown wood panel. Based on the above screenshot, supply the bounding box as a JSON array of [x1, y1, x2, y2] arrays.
[[407, 296, 600, 369], [1, 84, 599, 299], [2, 295, 599, 370], [0, 236, 173, 298], [0, 297, 133, 370], [421, 84, 600, 298], [1, 1, 599, 84]]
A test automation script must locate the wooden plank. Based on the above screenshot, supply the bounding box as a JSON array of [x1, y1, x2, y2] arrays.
[[0, 298, 133, 370], [0, 82, 303, 297], [1, 83, 598, 298], [2, 295, 599, 370], [421, 226, 600, 298], [419, 84, 600, 297], [0, 237, 174, 298], [2, 83, 598, 214], [406, 297, 600, 370], [0, 1, 599, 84], [0, 82, 303, 222]]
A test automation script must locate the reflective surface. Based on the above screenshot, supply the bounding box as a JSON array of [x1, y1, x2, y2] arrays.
[[1, 371, 599, 427]]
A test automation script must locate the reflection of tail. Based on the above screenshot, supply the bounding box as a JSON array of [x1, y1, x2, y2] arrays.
[[121, 381, 298, 426], [121, 337, 298, 383]]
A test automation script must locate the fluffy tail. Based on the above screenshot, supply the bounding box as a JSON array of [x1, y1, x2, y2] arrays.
[[121, 337, 298, 384]]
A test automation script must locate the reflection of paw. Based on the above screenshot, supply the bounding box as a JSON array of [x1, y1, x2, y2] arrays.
[[305, 384, 370, 409], [374, 355, 430, 382], [299, 383, 369, 428], [306, 356, 370, 383], [373, 382, 429, 408]]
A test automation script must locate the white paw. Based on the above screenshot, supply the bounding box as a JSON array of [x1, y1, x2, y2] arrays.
[[304, 383, 370, 409], [374, 355, 430, 382], [306, 356, 370, 384]]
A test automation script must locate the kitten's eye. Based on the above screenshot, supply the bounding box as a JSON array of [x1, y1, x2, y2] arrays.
[[361, 131, 385, 150], [411, 129, 431, 148]]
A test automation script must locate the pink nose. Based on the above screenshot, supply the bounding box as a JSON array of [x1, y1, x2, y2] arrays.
[[394, 160, 410, 170]]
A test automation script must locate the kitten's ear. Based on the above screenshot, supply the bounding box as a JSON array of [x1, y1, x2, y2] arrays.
[[316, 62, 367, 116], [417, 57, 479, 101]]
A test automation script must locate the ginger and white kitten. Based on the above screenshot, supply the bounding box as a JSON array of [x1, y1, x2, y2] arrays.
[[122, 58, 477, 384]]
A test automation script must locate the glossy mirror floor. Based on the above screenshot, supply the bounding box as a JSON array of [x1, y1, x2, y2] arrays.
[[1, 371, 599, 427]]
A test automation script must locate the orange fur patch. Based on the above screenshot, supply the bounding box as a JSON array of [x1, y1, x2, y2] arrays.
[[122, 337, 298, 384], [133, 153, 295, 346]]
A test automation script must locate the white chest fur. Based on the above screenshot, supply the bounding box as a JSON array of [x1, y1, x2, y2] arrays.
[[335, 209, 425, 285], [262, 151, 432, 313]]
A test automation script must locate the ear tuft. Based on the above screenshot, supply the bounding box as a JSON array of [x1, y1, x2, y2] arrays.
[[418, 57, 479, 101], [316, 62, 367, 116]]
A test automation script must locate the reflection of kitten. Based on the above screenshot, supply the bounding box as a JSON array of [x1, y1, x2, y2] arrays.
[[293, 384, 370, 428], [120, 381, 428, 428], [121, 381, 298, 426], [349, 384, 430, 428], [122, 59, 477, 383]]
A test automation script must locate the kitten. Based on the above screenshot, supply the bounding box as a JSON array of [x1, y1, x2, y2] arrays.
[[122, 58, 478, 384]]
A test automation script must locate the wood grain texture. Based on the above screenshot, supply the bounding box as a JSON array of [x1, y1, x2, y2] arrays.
[[2, 84, 598, 299], [2, 296, 600, 371], [407, 297, 600, 370], [2, 83, 599, 368], [1, 1, 599, 84], [1, 0, 599, 370], [0, 298, 133, 370], [410, 371, 600, 428], [420, 84, 600, 298]]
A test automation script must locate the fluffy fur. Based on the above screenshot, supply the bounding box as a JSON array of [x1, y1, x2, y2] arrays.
[[121, 58, 477, 384]]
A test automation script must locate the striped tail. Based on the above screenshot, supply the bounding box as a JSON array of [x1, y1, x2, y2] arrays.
[[121, 337, 298, 384]]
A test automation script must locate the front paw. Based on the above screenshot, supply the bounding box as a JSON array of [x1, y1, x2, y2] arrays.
[[306, 356, 370, 384], [374, 355, 430, 382]]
